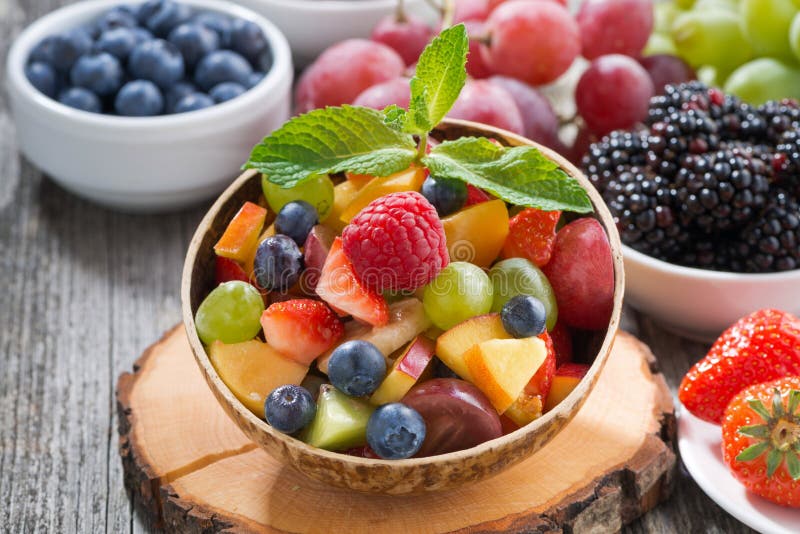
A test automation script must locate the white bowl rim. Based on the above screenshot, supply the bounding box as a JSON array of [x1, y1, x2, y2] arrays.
[[6, 0, 292, 130], [624, 243, 800, 282]]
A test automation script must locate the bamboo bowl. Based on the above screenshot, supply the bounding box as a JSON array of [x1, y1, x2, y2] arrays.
[[181, 119, 625, 494]]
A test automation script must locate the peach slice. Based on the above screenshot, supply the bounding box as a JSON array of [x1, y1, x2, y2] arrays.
[[339, 166, 427, 223], [370, 336, 435, 405], [435, 313, 510, 381], [214, 201, 267, 262], [441, 199, 509, 268], [463, 337, 547, 414], [325, 181, 364, 234], [544, 363, 590, 412], [208, 339, 308, 417]]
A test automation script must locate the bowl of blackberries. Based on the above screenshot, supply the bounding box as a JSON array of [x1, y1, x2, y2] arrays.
[[582, 81, 800, 340], [6, 0, 292, 211]]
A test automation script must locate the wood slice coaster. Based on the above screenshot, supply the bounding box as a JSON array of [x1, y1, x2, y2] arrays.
[[117, 327, 676, 533]]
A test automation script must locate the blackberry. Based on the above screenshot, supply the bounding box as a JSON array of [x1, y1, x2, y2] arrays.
[[601, 167, 686, 260], [734, 190, 800, 272], [671, 237, 743, 272], [672, 149, 770, 234], [582, 130, 648, 193], [775, 130, 800, 190], [646, 81, 714, 124], [759, 99, 800, 145], [647, 109, 720, 180]]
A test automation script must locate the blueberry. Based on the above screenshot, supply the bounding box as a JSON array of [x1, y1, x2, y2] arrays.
[[50, 29, 93, 72], [129, 39, 184, 88], [327, 340, 386, 397], [192, 12, 232, 47], [96, 27, 139, 60], [167, 23, 219, 68], [264, 384, 316, 434], [95, 7, 138, 33], [25, 62, 57, 98], [131, 27, 154, 43], [70, 52, 123, 97], [245, 71, 264, 89], [421, 176, 468, 216], [253, 234, 303, 291], [58, 87, 101, 113], [209, 81, 245, 103], [275, 200, 318, 246], [256, 48, 273, 73], [164, 80, 196, 112], [29, 36, 56, 65], [230, 19, 267, 63], [173, 92, 214, 113], [145, 0, 193, 37], [194, 50, 252, 91], [366, 403, 426, 460], [114, 80, 164, 116], [501, 295, 547, 338], [136, 0, 164, 23]]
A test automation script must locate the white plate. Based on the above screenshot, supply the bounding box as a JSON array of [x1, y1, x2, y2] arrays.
[[678, 406, 800, 534]]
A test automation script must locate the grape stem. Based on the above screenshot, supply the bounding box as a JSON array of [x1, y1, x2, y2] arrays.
[[440, 0, 454, 30], [395, 0, 406, 23]]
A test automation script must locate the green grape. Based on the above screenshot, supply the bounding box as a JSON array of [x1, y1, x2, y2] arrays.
[[423, 262, 493, 331], [672, 10, 752, 72], [262, 173, 334, 222], [725, 58, 800, 104], [654, 3, 682, 34], [195, 281, 264, 345], [489, 258, 558, 332], [676, 0, 696, 9], [791, 13, 800, 62], [643, 33, 679, 57], [741, 0, 798, 62], [697, 65, 727, 88], [692, 0, 738, 11]]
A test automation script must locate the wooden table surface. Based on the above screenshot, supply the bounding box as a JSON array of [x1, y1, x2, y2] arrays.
[[0, 1, 758, 532]]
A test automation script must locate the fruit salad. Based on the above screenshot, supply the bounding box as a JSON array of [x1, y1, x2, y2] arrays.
[[25, 0, 272, 116], [678, 309, 800, 507], [193, 25, 614, 461]]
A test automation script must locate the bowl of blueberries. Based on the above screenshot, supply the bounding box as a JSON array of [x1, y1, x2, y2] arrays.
[[6, 0, 292, 211]]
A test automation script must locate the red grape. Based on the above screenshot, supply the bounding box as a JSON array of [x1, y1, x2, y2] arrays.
[[295, 39, 405, 113], [353, 77, 411, 109], [639, 54, 695, 95], [370, 14, 434, 66], [446, 79, 524, 134], [454, 0, 490, 23], [464, 20, 492, 79], [482, 1, 580, 86], [577, 0, 654, 60], [488, 0, 566, 11], [575, 54, 654, 136], [488, 75, 560, 147]]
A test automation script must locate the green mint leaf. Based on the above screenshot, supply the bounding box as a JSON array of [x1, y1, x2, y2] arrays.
[[422, 137, 594, 213], [244, 106, 417, 187], [404, 23, 469, 136], [382, 105, 407, 131]]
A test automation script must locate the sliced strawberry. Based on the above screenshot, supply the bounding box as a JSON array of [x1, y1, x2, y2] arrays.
[[524, 331, 557, 401], [465, 184, 492, 207], [549, 320, 573, 366], [316, 237, 389, 326], [214, 256, 249, 285], [261, 299, 344, 366], [502, 208, 561, 267], [679, 309, 800, 424]]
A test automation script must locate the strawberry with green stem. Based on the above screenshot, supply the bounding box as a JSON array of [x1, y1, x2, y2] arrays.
[[722, 376, 800, 508]]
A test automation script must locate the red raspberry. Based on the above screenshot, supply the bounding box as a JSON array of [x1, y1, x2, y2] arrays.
[[342, 191, 449, 292]]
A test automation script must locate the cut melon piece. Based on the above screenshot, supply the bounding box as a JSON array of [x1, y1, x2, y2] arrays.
[[301, 384, 375, 450]]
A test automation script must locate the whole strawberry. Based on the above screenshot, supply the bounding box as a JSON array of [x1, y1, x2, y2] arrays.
[[679, 309, 800, 424], [342, 191, 449, 292], [722, 376, 800, 507]]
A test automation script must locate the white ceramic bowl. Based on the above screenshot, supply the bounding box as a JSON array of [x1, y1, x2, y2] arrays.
[[6, 0, 293, 211], [624, 245, 800, 341], [233, 0, 437, 67]]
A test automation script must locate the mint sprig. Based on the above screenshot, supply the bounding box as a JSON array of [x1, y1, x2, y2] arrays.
[[244, 23, 593, 213]]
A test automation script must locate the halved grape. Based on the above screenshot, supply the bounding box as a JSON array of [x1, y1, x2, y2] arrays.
[[195, 281, 264, 345], [489, 258, 557, 331], [262, 173, 334, 222], [423, 262, 493, 331]]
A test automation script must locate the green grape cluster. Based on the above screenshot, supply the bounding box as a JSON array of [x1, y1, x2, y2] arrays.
[[647, 0, 800, 104]]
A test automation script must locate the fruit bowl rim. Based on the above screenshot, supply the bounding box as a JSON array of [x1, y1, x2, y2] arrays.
[[5, 0, 293, 129], [623, 244, 800, 282], [181, 118, 625, 477]]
